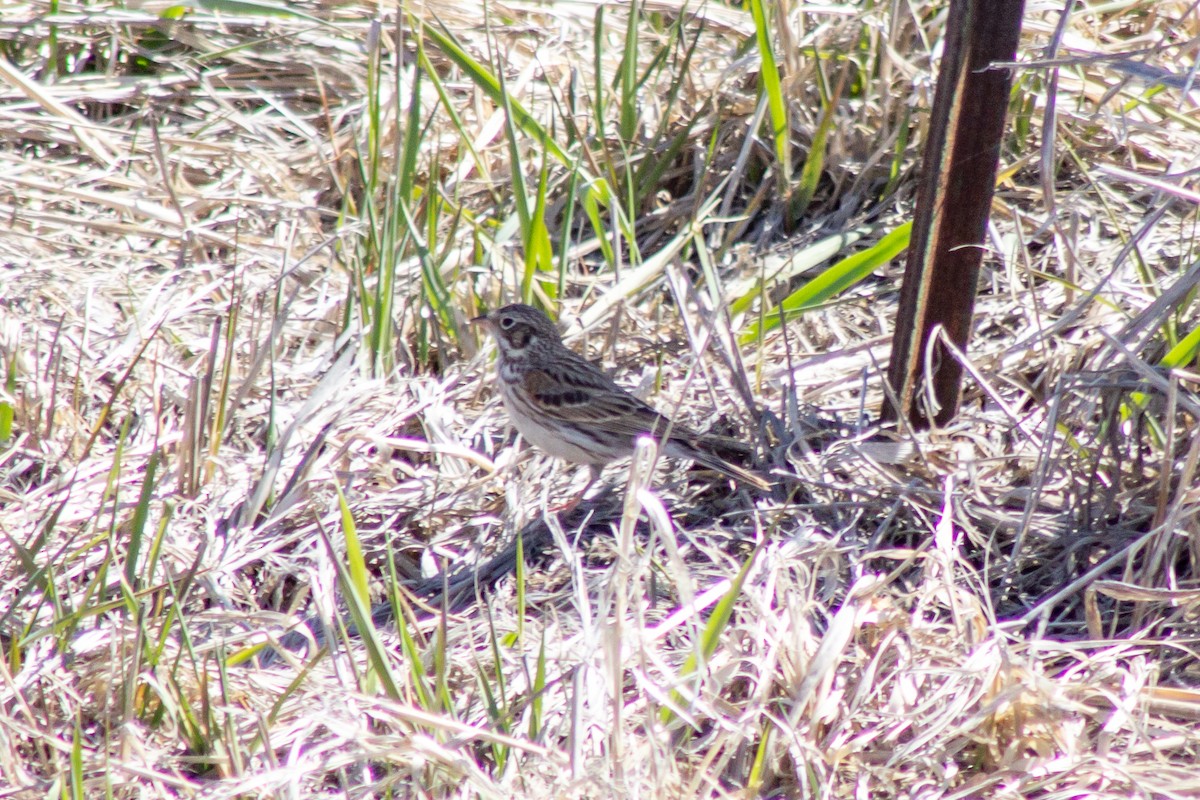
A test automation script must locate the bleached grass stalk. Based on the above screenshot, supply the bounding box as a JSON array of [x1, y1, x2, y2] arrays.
[[2, 1, 1200, 797]]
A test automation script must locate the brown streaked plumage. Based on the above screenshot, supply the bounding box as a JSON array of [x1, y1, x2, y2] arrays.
[[472, 303, 770, 500]]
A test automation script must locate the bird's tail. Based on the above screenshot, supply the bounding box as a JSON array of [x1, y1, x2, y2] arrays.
[[668, 438, 772, 491]]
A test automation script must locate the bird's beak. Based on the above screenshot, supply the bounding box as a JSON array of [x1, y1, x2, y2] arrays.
[[470, 313, 492, 330]]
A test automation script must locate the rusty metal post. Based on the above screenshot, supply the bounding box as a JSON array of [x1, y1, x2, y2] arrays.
[[883, 0, 1025, 427]]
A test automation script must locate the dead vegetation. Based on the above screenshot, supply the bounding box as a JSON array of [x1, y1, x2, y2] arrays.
[[1, 0, 1199, 797]]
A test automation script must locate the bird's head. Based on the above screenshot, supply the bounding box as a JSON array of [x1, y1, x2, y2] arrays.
[[471, 303, 562, 356]]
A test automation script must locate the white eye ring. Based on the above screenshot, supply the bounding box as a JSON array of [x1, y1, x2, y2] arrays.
[[499, 316, 515, 329]]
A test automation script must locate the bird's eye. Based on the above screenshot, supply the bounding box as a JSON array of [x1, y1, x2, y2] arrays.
[[499, 315, 516, 330]]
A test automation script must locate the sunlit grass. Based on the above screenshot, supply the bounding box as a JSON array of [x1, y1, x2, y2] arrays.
[[2, 0, 1199, 797]]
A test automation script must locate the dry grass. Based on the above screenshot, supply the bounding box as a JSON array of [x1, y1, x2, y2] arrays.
[[2, 0, 1200, 797]]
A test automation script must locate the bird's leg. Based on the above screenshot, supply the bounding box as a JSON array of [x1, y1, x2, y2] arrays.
[[551, 464, 603, 513]]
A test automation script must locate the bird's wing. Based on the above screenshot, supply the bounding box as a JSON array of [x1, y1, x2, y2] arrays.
[[523, 353, 770, 490], [523, 356, 693, 440]]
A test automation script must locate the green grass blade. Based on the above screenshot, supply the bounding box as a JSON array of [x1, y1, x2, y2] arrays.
[[659, 545, 760, 728], [418, 12, 627, 269], [527, 159, 557, 302], [328, 485, 402, 699], [0, 351, 14, 443], [749, 0, 790, 186], [1159, 324, 1200, 370], [395, 595, 436, 711], [792, 89, 834, 217], [70, 714, 84, 800], [617, 0, 641, 144], [529, 627, 546, 741], [741, 221, 912, 343], [417, 16, 568, 165], [730, 227, 869, 316], [336, 485, 371, 607], [1125, 323, 1200, 414], [124, 449, 159, 591], [188, 0, 333, 26], [515, 531, 526, 644]]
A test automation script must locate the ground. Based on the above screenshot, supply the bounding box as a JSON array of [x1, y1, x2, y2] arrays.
[[1, 1, 1199, 797]]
